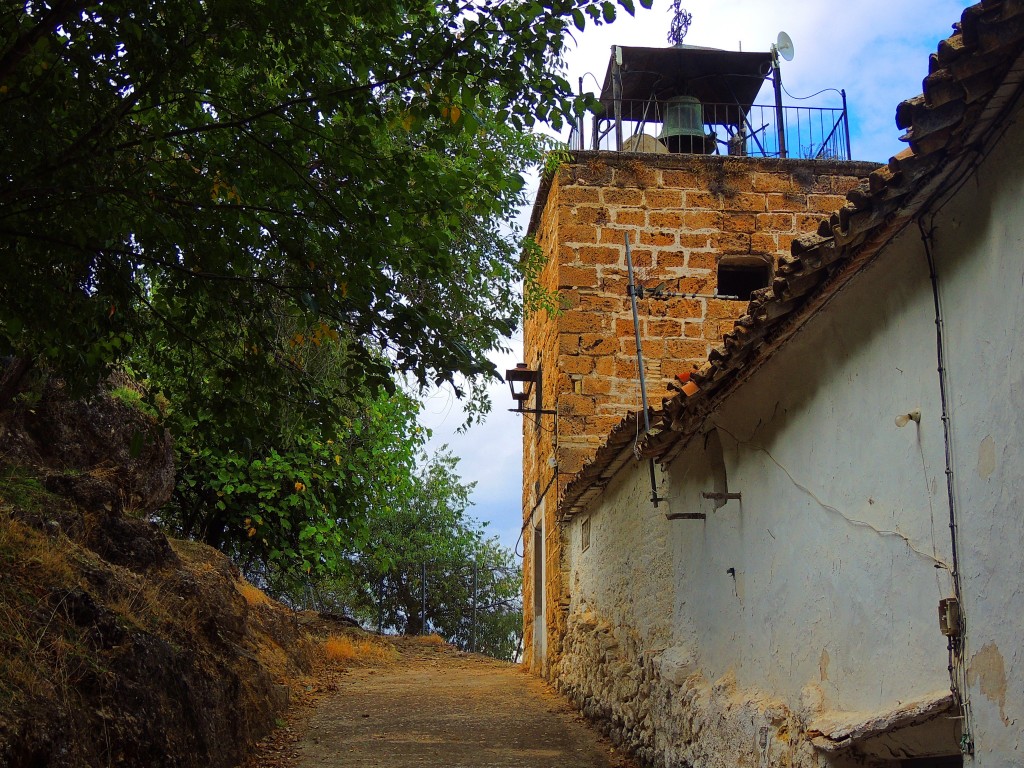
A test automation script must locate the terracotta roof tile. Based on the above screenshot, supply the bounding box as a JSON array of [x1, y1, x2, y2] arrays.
[[558, 0, 1024, 520]]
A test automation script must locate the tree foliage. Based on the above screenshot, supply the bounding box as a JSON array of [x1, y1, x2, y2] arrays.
[[153, 335, 426, 578], [143, 321, 520, 656], [305, 449, 523, 661], [0, 0, 650, 408], [0, 0, 652, 657]]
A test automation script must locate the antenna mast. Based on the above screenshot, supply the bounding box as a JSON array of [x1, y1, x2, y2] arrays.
[[625, 233, 663, 508], [668, 1, 692, 46]]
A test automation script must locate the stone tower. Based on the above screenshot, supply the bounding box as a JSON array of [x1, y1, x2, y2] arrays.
[[518, 43, 879, 676]]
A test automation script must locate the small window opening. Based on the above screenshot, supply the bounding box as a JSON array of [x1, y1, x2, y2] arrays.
[[581, 516, 591, 552], [717, 258, 771, 301]]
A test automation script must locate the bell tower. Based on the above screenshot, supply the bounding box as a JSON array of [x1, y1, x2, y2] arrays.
[[593, 42, 786, 158], [519, 34, 877, 676]]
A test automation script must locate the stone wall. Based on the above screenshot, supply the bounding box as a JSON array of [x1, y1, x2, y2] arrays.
[[557, 607, 944, 768], [558, 610, 827, 768], [521, 152, 877, 677]]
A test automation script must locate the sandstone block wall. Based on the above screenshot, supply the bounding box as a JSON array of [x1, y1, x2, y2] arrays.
[[530, 153, 875, 484]]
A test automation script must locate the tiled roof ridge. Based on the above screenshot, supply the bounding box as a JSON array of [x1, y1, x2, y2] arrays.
[[558, 0, 1024, 520]]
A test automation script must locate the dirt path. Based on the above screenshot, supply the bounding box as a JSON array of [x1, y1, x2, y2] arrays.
[[245, 638, 637, 768]]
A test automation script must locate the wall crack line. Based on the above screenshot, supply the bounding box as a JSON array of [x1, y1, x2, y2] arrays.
[[713, 423, 954, 573]]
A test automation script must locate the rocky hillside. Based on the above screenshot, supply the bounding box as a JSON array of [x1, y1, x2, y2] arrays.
[[0, 379, 333, 767]]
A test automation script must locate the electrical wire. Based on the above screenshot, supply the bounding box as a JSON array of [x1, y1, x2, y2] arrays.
[[518, 413, 558, 436], [918, 217, 974, 755], [781, 84, 843, 102], [902, 69, 1024, 757], [579, 71, 603, 92], [919, 219, 963, 591]]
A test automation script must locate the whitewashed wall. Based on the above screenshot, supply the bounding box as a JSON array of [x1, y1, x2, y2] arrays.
[[929, 112, 1024, 763], [673, 223, 953, 709], [560, 114, 1024, 766]]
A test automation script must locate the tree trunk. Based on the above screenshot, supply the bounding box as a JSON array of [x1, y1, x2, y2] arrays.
[[0, 356, 33, 412]]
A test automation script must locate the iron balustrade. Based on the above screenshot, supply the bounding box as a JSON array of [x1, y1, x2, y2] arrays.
[[568, 96, 851, 161]]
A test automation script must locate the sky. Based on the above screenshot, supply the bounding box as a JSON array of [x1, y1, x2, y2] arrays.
[[420, 0, 973, 556]]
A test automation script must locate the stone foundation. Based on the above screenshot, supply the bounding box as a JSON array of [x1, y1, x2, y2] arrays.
[[553, 609, 943, 768]]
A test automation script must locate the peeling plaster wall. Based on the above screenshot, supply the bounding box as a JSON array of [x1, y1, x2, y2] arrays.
[[929, 111, 1024, 763], [561, 223, 963, 765], [562, 463, 832, 768], [672, 231, 954, 717]]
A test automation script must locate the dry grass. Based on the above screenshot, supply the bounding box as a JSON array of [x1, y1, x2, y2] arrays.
[[86, 463, 118, 481], [16, 536, 73, 582], [106, 577, 172, 632], [0, 466, 55, 516], [0, 465, 326, 766], [0, 512, 83, 710], [236, 580, 271, 606], [0, 512, 74, 589], [412, 633, 447, 647], [322, 634, 397, 666]]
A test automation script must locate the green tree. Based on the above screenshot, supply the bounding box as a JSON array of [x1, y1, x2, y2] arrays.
[[141, 311, 426, 581], [311, 449, 522, 660], [0, 0, 648, 630], [0, 0, 649, 412], [140, 307, 518, 641]]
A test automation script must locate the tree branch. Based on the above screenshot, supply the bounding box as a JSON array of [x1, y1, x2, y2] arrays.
[[0, 0, 92, 83]]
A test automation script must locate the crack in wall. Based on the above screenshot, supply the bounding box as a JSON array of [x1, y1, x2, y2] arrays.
[[712, 422, 954, 575]]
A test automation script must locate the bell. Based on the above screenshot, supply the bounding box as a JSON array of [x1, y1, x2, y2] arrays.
[[658, 95, 710, 154]]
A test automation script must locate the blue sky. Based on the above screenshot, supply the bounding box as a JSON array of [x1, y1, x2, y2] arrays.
[[421, 0, 974, 555]]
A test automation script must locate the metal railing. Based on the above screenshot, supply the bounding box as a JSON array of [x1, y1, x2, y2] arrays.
[[569, 96, 851, 161]]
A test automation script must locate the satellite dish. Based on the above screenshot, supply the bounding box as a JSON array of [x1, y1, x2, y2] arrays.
[[775, 31, 795, 62]]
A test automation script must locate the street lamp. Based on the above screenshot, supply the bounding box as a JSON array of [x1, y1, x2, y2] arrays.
[[504, 363, 556, 416]]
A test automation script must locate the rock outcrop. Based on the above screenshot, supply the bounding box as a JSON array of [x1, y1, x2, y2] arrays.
[[0, 377, 317, 767]]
